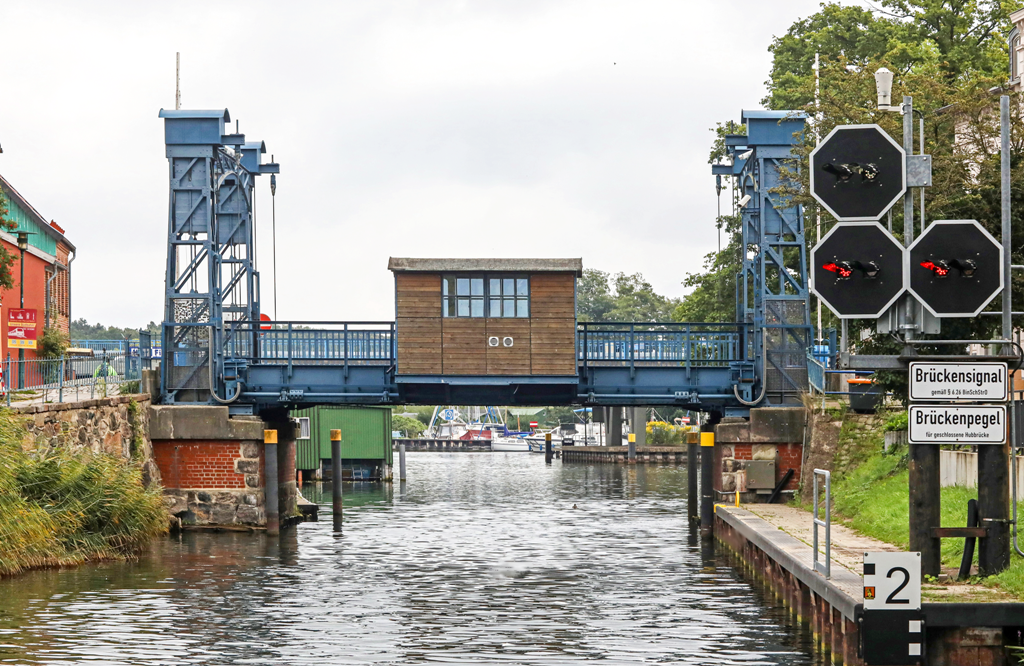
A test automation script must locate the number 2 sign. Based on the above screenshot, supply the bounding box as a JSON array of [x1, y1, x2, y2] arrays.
[[863, 552, 921, 611]]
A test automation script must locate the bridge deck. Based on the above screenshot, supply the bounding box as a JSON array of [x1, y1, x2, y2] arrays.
[[167, 320, 758, 414]]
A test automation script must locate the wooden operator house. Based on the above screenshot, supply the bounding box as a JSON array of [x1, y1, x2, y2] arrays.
[[389, 258, 582, 377]]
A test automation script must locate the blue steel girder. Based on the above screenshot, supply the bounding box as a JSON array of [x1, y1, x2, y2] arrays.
[[158, 108, 278, 404], [727, 110, 811, 406]]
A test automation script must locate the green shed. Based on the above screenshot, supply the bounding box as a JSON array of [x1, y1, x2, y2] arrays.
[[291, 406, 393, 480]]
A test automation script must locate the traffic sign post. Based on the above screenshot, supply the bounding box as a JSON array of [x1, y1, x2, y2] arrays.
[[907, 360, 1010, 577], [861, 552, 924, 665], [810, 222, 905, 319], [810, 124, 906, 222], [906, 220, 1003, 318]]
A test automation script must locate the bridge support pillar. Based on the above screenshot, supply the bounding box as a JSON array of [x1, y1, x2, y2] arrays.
[[631, 407, 647, 447], [149, 405, 268, 529], [609, 408, 623, 447], [714, 407, 804, 505], [262, 414, 298, 528]]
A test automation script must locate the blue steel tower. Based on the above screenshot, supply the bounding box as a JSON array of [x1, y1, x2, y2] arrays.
[[158, 109, 279, 404], [714, 110, 811, 405]]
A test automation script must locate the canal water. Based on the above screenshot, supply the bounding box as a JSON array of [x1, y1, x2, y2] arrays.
[[0, 453, 816, 665]]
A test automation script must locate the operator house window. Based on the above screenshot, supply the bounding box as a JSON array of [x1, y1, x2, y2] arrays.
[[296, 417, 311, 440], [442, 275, 529, 318]]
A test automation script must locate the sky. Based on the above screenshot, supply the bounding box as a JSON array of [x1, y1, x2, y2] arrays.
[[0, 0, 836, 327]]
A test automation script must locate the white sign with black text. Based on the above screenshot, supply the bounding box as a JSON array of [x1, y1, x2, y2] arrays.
[[908, 361, 1007, 402], [863, 552, 921, 610], [908, 405, 1006, 444]]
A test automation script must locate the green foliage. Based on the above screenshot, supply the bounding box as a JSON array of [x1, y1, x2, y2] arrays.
[[392, 415, 426, 437], [0, 192, 22, 292], [0, 409, 165, 576], [37, 328, 69, 360], [673, 214, 741, 323], [645, 421, 686, 445], [70, 319, 159, 342], [883, 411, 909, 432], [119, 380, 141, 396], [765, 1, 1011, 109], [576, 269, 679, 322]]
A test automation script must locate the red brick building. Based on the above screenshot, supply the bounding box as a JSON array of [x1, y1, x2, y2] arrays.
[[0, 174, 76, 359]]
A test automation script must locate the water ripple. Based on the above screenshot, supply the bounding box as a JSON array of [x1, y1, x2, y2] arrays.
[[0, 453, 814, 665]]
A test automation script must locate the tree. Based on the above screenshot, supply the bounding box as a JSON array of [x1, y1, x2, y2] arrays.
[[673, 214, 741, 323], [0, 191, 23, 293], [392, 415, 426, 438], [576, 269, 616, 322], [764, 1, 1011, 109], [576, 269, 678, 322]]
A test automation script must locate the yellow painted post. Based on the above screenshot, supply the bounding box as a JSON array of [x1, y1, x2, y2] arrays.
[[264, 429, 279, 535], [700, 431, 714, 539], [627, 432, 636, 463]]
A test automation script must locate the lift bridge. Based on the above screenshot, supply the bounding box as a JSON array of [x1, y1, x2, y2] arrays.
[[158, 108, 810, 418]]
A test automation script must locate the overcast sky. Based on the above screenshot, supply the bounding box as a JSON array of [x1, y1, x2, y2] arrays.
[[0, 0, 835, 327]]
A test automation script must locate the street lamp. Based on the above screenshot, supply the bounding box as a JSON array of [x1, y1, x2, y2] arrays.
[[16, 231, 27, 389]]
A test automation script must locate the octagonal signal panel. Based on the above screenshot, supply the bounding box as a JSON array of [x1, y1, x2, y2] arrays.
[[906, 220, 1003, 317], [810, 124, 906, 222], [811, 222, 906, 319]]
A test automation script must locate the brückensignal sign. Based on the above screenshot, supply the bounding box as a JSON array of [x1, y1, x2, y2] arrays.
[[908, 405, 1006, 444], [908, 362, 1007, 402]]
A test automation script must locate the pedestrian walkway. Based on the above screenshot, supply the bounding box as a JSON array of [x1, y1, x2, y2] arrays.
[[730, 502, 1013, 602]]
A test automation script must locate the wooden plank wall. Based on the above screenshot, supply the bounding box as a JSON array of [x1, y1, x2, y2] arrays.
[[529, 274, 576, 375], [395, 274, 442, 374], [395, 272, 577, 376]]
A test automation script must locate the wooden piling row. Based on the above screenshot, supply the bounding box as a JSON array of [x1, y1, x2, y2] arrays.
[[560, 446, 687, 464], [393, 439, 491, 452]]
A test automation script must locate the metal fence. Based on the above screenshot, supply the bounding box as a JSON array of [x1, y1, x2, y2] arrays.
[[578, 323, 747, 367], [807, 352, 826, 394], [2, 351, 138, 405]]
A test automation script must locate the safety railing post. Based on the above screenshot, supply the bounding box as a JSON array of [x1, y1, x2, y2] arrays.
[[5, 354, 9, 407], [287, 323, 293, 378], [812, 469, 831, 578], [58, 355, 64, 403], [628, 324, 635, 376], [344, 324, 349, 378], [685, 324, 692, 378]]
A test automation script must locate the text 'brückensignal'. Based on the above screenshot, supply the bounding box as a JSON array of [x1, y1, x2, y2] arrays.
[[912, 367, 1004, 387]]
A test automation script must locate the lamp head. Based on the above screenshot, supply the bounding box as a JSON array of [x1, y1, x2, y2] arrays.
[[16, 231, 28, 251], [874, 67, 894, 109]]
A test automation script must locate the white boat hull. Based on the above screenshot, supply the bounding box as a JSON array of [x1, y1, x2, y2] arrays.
[[490, 438, 531, 452]]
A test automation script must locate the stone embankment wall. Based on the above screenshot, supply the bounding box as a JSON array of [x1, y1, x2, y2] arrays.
[[149, 405, 267, 528], [714, 407, 804, 501], [15, 395, 161, 487]]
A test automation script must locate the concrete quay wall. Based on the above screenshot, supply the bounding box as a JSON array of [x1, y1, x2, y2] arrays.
[[715, 506, 1022, 665]]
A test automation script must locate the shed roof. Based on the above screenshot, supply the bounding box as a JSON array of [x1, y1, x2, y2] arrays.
[[0, 173, 76, 253], [388, 258, 582, 276]]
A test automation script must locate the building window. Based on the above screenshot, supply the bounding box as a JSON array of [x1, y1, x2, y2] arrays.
[[296, 417, 311, 440], [442, 274, 529, 318]]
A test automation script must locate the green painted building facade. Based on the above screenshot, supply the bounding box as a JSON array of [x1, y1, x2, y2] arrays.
[[291, 406, 393, 480]]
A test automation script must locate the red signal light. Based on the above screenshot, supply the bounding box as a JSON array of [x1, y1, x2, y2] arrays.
[[920, 260, 949, 277], [823, 262, 853, 278]]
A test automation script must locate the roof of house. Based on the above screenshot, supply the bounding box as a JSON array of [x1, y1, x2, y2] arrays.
[[0, 173, 76, 252], [388, 258, 583, 276]]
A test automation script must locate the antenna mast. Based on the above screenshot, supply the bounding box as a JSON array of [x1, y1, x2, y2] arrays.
[[175, 52, 181, 110]]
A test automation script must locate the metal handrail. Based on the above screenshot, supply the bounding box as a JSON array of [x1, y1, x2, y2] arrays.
[[813, 468, 831, 579]]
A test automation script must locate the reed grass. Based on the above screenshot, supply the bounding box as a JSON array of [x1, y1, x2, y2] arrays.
[[0, 409, 166, 576]]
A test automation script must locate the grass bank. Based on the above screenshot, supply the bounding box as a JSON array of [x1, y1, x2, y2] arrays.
[[0, 409, 166, 577], [811, 406, 1024, 600]]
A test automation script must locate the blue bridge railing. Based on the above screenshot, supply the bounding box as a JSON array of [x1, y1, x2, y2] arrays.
[[577, 322, 748, 367], [219, 322, 395, 364]]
